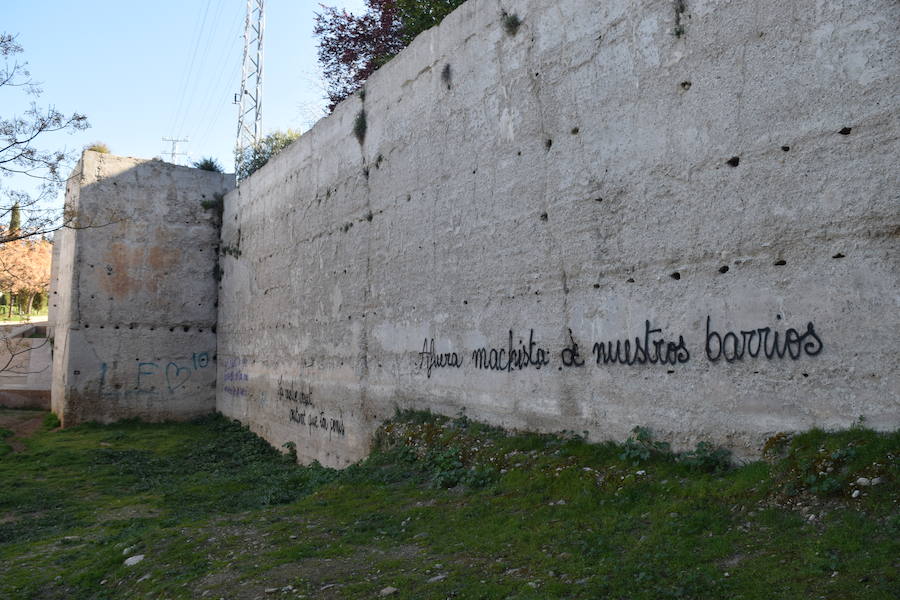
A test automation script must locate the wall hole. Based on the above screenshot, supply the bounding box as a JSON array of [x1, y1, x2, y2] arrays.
[[839, 127, 852, 135], [545, 139, 553, 150], [183, 326, 190, 332], [680, 81, 692, 90], [719, 265, 729, 273], [463, 300, 467, 305], [774, 259, 786, 266], [593, 283, 600, 289], [540, 212, 548, 221], [670, 271, 681, 280], [781, 145, 790, 152], [626, 278, 635, 283], [169, 327, 175, 332], [832, 252, 845, 259], [571, 127, 580, 135], [726, 156, 740, 167], [802, 373, 809, 378]]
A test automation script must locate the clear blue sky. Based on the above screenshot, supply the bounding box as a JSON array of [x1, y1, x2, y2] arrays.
[[3, 0, 367, 175]]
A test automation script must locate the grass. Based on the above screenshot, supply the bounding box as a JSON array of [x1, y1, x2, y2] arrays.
[[0, 407, 897, 599], [0, 306, 48, 323]]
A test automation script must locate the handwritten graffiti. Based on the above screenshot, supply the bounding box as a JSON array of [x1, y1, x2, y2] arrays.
[[417, 315, 823, 376], [705, 316, 823, 362], [417, 338, 463, 378], [470, 329, 551, 372], [592, 320, 690, 366], [134, 352, 212, 393], [278, 377, 313, 406], [222, 357, 250, 397], [289, 408, 345, 437]]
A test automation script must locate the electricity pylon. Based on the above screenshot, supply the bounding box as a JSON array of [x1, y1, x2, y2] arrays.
[[235, 0, 265, 172]]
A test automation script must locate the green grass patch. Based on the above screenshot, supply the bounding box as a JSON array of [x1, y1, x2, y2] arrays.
[[0, 410, 896, 599]]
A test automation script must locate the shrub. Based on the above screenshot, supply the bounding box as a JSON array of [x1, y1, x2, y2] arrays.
[[84, 142, 110, 153], [235, 129, 301, 180], [192, 157, 224, 172]]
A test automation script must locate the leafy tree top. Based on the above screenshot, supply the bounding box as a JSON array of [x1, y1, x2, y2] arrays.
[[315, 0, 466, 111], [235, 130, 301, 181]]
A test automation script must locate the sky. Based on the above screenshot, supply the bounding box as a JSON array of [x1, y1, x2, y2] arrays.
[[2, 0, 368, 178]]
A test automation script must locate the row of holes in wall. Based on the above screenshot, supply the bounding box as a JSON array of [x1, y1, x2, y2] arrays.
[[80, 324, 216, 332]]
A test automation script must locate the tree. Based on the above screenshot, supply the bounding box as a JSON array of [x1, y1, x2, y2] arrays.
[[0, 236, 51, 317], [314, 0, 465, 110], [8, 202, 20, 233], [1, 32, 89, 243], [235, 130, 301, 180]]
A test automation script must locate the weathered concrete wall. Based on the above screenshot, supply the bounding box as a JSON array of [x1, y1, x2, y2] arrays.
[[51, 151, 233, 425], [218, 0, 900, 467], [0, 324, 51, 410]]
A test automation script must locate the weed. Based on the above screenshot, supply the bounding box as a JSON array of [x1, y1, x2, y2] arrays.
[[282, 441, 298, 462], [679, 441, 732, 474], [42, 412, 60, 430], [353, 109, 367, 144], [619, 426, 672, 464], [501, 12, 521, 36]]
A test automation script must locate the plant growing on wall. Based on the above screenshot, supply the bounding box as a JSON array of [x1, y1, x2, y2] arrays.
[[192, 157, 224, 173], [235, 129, 300, 181], [314, 0, 466, 110], [84, 142, 110, 154]]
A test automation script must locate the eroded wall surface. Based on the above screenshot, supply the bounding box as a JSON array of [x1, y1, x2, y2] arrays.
[[51, 152, 233, 425], [217, 0, 900, 466]]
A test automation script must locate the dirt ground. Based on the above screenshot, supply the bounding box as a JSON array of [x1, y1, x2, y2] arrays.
[[0, 409, 47, 452]]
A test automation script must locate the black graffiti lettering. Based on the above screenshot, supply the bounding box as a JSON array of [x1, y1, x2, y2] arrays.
[[472, 329, 550, 372], [561, 329, 585, 367], [675, 336, 690, 363], [802, 322, 824, 356], [764, 329, 786, 359], [722, 332, 741, 362], [418, 338, 462, 378], [743, 330, 761, 358], [593, 321, 687, 367], [706, 316, 824, 363], [289, 409, 306, 425]]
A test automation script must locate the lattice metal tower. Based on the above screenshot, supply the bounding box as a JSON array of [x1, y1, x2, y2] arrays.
[[235, 0, 265, 166]]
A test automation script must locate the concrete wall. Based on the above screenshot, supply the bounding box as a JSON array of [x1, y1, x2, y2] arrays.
[[51, 151, 233, 425], [216, 0, 900, 467]]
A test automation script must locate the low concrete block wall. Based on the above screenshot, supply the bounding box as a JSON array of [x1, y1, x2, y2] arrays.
[[217, 0, 899, 467], [51, 152, 233, 425]]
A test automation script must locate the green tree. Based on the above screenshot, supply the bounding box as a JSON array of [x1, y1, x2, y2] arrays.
[[235, 130, 301, 181], [396, 0, 465, 44]]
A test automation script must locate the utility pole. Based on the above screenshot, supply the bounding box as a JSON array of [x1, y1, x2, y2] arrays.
[[161, 137, 190, 164], [235, 0, 265, 173]]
